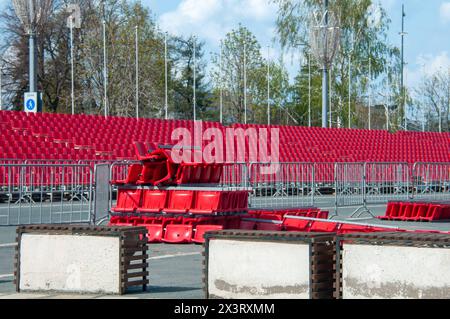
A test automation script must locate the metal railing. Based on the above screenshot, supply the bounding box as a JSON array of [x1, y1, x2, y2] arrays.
[[0, 163, 94, 225], [1, 158, 449, 225]]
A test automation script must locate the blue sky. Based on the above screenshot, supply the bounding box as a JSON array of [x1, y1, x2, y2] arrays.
[[146, 0, 450, 91]]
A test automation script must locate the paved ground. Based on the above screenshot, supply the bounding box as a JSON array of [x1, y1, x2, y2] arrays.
[[0, 197, 449, 299]]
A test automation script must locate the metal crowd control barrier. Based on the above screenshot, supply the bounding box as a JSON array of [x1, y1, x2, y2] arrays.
[[334, 163, 365, 211], [0, 163, 93, 225], [248, 162, 315, 209], [365, 162, 411, 204], [413, 162, 450, 200], [334, 162, 411, 217]]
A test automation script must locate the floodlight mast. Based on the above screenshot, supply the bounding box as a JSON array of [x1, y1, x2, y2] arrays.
[[28, 0, 37, 94], [322, 0, 328, 128], [310, 0, 340, 129]]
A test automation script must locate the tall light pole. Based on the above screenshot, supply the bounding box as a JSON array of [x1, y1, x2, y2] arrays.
[[69, 18, 74, 115], [243, 40, 247, 124], [102, 19, 108, 117], [0, 64, 3, 111], [135, 25, 139, 119], [439, 66, 442, 133], [321, 0, 329, 128], [368, 43, 372, 130], [267, 45, 270, 125], [193, 35, 197, 121], [28, 0, 37, 95], [329, 63, 332, 127], [13, 0, 53, 112], [219, 39, 223, 123], [308, 50, 312, 127], [66, 5, 80, 115], [400, 4, 407, 130], [164, 32, 168, 119], [386, 66, 390, 131]]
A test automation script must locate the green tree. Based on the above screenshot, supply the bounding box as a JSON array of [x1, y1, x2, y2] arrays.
[[210, 24, 290, 125], [273, 0, 403, 129], [169, 35, 213, 120]]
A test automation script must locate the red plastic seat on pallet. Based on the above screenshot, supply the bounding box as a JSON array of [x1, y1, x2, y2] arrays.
[[165, 190, 194, 213], [162, 224, 193, 243], [145, 224, 164, 243], [309, 221, 338, 232], [282, 218, 311, 231], [112, 164, 142, 185], [189, 191, 224, 214], [111, 189, 142, 213], [192, 225, 223, 243], [407, 203, 429, 221], [108, 216, 133, 226], [137, 190, 168, 213]]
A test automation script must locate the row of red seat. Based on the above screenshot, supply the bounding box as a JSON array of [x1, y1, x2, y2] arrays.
[[2, 110, 449, 165], [112, 189, 249, 214], [113, 150, 223, 186], [247, 208, 329, 220], [378, 201, 450, 221], [108, 215, 241, 243]]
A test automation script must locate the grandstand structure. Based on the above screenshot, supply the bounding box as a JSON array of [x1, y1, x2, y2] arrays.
[[1, 110, 449, 163]]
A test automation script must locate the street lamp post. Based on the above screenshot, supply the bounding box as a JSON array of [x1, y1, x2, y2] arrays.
[[0, 64, 3, 111], [193, 35, 197, 121], [102, 19, 108, 117], [267, 45, 270, 125], [164, 32, 168, 119], [69, 18, 74, 115], [135, 25, 139, 119], [368, 43, 372, 130], [243, 40, 247, 124], [219, 40, 223, 124], [308, 51, 311, 127]]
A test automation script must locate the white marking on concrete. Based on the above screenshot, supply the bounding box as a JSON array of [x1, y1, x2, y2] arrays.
[[147, 252, 200, 260]]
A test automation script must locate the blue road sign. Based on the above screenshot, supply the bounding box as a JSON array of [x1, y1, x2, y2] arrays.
[[24, 92, 38, 112], [26, 99, 35, 110]]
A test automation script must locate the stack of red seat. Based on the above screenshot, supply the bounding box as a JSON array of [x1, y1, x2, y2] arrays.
[[378, 201, 450, 221], [109, 147, 249, 243]]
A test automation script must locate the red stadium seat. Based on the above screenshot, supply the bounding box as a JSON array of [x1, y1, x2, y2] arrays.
[[144, 224, 164, 243], [162, 224, 193, 243], [137, 190, 168, 213], [111, 189, 142, 213], [112, 164, 142, 185], [165, 190, 194, 213], [192, 225, 223, 243], [190, 191, 225, 214]]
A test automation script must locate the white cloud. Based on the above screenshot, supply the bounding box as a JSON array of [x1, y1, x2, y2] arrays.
[[408, 51, 450, 90], [440, 2, 450, 23], [158, 0, 277, 43]]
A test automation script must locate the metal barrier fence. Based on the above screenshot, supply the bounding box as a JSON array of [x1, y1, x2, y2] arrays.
[[0, 163, 93, 225], [1, 158, 449, 225], [334, 162, 365, 208], [248, 162, 315, 208], [413, 162, 450, 200]]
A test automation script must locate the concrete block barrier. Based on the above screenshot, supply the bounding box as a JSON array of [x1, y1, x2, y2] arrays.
[[203, 230, 336, 299], [335, 232, 450, 299], [14, 225, 149, 295]]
